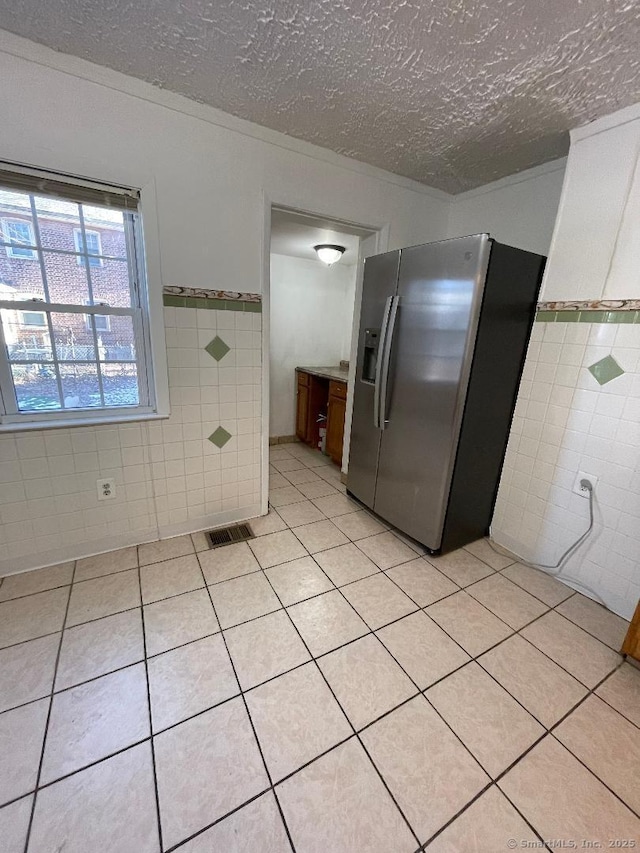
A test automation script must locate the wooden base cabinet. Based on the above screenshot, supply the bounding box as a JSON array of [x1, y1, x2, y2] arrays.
[[296, 371, 310, 442], [326, 380, 347, 466]]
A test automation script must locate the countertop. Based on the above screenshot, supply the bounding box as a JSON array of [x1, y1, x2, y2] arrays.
[[296, 365, 349, 383]]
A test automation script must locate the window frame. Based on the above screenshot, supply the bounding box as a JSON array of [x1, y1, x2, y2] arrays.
[[20, 309, 48, 328], [2, 218, 37, 260], [0, 171, 164, 430]]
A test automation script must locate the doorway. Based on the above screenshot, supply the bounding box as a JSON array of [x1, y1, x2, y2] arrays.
[[261, 203, 385, 513]]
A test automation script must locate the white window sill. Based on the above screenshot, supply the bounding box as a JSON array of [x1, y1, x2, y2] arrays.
[[0, 410, 170, 433]]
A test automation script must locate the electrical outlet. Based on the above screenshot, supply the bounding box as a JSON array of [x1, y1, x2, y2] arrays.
[[97, 478, 116, 501], [572, 471, 598, 498]]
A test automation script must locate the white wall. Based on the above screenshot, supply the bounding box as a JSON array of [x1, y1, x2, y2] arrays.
[[0, 30, 449, 573], [269, 253, 356, 437], [448, 159, 566, 256], [492, 105, 640, 620]]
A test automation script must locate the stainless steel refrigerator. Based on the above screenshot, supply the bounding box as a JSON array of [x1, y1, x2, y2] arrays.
[[347, 234, 545, 554]]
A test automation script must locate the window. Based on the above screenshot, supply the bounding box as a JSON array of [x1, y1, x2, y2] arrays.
[[2, 219, 37, 259], [21, 310, 47, 327], [0, 165, 157, 427], [74, 228, 103, 267]]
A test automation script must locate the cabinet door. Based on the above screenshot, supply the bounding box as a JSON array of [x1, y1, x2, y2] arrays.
[[326, 394, 346, 465], [296, 379, 310, 442]]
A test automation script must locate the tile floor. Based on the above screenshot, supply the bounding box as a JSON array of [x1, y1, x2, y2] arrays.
[[1, 441, 638, 852]]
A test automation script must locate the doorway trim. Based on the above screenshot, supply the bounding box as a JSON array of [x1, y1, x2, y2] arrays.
[[259, 192, 389, 515]]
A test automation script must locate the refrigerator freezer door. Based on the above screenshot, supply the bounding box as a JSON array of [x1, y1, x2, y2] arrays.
[[347, 250, 400, 508], [373, 235, 491, 549]]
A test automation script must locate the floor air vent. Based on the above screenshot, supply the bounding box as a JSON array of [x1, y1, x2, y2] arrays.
[[206, 523, 254, 549]]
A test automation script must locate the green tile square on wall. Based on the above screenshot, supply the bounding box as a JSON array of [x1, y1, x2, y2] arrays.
[[205, 335, 231, 362], [208, 426, 232, 448], [587, 355, 624, 386]]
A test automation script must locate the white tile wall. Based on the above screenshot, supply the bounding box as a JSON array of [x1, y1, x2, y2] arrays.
[[0, 304, 262, 575], [492, 318, 640, 619]]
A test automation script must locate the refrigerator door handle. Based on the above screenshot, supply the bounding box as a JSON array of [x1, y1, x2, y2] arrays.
[[379, 295, 399, 430], [373, 295, 394, 429]]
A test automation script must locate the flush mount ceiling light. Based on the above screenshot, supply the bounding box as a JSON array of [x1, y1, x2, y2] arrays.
[[314, 244, 346, 265]]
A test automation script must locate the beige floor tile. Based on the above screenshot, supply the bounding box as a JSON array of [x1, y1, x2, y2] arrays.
[[0, 562, 74, 602], [521, 611, 621, 688], [556, 593, 629, 650], [318, 634, 417, 730], [0, 698, 48, 804], [292, 519, 349, 554], [74, 547, 138, 582], [225, 609, 310, 690], [0, 633, 59, 712], [155, 697, 269, 849], [314, 542, 380, 586], [427, 663, 544, 778], [248, 510, 287, 537], [246, 662, 351, 781], [425, 548, 494, 587], [377, 611, 470, 689], [555, 695, 640, 814], [463, 538, 517, 570], [139, 554, 204, 604], [466, 573, 549, 629], [277, 737, 416, 853], [249, 530, 307, 569], [190, 530, 210, 552], [29, 743, 158, 853], [356, 531, 417, 570], [296, 479, 339, 499], [144, 588, 219, 657], [209, 572, 281, 628], [56, 608, 144, 691], [283, 468, 323, 486], [66, 570, 140, 628], [300, 451, 333, 470], [265, 556, 333, 606], [311, 493, 360, 518], [269, 471, 291, 489], [596, 663, 640, 727], [479, 634, 587, 727], [341, 572, 417, 629], [198, 541, 260, 585], [269, 485, 306, 506], [138, 534, 194, 566], [361, 696, 489, 843], [277, 499, 326, 527], [0, 587, 69, 649], [271, 457, 307, 473], [427, 786, 539, 853], [499, 736, 640, 844], [287, 590, 368, 657], [41, 663, 149, 785], [385, 558, 458, 606], [331, 510, 387, 541], [501, 562, 573, 607], [178, 792, 290, 853], [426, 591, 512, 656], [148, 633, 238, 731], [268, 447, 295, 462], [0, 794, 33, 853]]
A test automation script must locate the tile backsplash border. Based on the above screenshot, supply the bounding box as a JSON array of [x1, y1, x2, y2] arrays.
[[163, 285, 262, 312]]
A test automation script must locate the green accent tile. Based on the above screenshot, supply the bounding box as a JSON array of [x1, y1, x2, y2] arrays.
[[193, 298, 211, 310], [208, 426, 232, 448], [243, 301, 262, 313], [205, 298, 228, 310], [562, 311, 581, 322], [163, 295, 186, 308], [224, 300, 244, 312], [535, 311, 556, 323], [205, 335, 231, 362], [616, 311, 638, 323], [587, 354, 624, 386], [581, 310, 606, 323]]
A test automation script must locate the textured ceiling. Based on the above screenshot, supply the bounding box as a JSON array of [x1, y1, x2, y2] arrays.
[[1, 1, 640, 192], [271, 208, 372, 264]]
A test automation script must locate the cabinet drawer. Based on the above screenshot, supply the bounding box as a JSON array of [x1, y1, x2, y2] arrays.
[[329, 380, 347, 400], [297, 370, 310, 387]]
